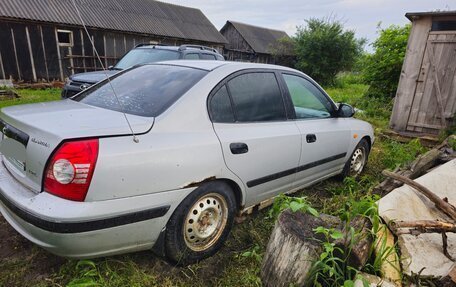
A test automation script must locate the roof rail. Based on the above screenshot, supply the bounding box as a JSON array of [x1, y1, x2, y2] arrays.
[[134, 43, 168, 48], [178, 44, 219, 53]]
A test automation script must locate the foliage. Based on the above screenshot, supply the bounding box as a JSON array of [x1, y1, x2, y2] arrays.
[[381, 138, 426, 170], [63, 259, 155, 287], [269, 36, 297, 67], [294, 17, 366, 86], [269, 194, 319, 219], [363, 24, 411, 99]]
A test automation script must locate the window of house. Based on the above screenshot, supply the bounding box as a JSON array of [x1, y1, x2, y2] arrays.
[[431, 21, 456, 31], [227, 72, 286, 122], [57, 30, 73, 46], [283, 74, 333, 119]]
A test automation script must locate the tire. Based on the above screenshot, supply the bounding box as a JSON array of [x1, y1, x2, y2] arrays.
[[165, 181, 236, 265], [340, 138, 370, 179]]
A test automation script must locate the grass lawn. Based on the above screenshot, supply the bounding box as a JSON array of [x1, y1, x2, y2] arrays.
[[0, 85, 431, 286]]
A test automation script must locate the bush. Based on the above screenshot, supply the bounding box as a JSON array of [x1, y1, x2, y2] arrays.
[[294, 17, 365, 86], [363, 24, 411, 98]]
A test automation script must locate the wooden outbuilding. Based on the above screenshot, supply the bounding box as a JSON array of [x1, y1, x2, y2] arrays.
[[0, 0, 227, 82], [390, 11, 456, 136], [220, 21, 294, 65]]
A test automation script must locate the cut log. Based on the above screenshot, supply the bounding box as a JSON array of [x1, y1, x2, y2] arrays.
[[261, 211, 374, 287], [334, 216, 373, 269], [261, 210, 342, 287]]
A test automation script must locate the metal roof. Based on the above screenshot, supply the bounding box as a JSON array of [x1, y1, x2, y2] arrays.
[[221, 21, 290, 54], [0, 0, 227, 44], [405, 11, 456, 21]]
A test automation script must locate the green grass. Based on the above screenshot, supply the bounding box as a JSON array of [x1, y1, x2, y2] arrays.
[[0, 83, 429, 286], [0, 88, 61, 108]]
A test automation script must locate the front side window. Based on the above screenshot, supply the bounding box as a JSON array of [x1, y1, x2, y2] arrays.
[[73, 65, 207, 117], [227, 73, 286, 122], [115, 49, 180, 69], [283, 74, 333, 119]]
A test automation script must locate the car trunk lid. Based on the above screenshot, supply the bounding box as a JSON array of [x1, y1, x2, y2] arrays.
[[0, 100, 153, 193]]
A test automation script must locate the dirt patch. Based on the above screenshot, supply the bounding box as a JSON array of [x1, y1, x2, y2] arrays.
[[0, 215, 65, 286]]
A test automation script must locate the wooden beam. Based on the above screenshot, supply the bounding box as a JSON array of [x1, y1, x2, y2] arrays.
[[54, 28, 64, 81], [0, 51, 5, 80], [80, 30, 86, 73], [25, 26, 37, 82], [39, 26, 49, 81], [10, 28, 21, 81]]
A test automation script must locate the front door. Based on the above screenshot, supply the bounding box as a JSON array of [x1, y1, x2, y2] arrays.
[[280, 73, 351, 188], [407, 32, 456, 134], [209, 71, 301, 206]]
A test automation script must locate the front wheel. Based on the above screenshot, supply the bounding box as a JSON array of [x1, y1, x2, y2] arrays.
[[165, 181, 236, 265], [340, 138, 370, 179]]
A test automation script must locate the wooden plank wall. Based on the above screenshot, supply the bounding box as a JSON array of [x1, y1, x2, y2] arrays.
[[0, 19, 224, 82], [389, 17, 432, 132]]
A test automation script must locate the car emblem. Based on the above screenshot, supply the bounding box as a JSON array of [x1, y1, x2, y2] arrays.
[[80, 84, 89, 90]]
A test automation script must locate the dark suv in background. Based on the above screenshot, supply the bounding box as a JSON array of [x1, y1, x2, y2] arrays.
[[61, 44, 224, 98]]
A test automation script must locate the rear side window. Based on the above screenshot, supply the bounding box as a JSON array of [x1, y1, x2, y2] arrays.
[[209, 85, 234, 122], [201, 53, 217, 60], [227, 73, 286, 122], [184, 53, 199, 60], [73, 65, 207, 117]]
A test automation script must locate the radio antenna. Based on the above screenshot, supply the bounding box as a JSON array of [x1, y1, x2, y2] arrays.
[[70, 0, 139, 143]]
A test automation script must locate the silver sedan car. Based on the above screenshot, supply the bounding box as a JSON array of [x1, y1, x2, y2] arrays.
[[0, 61, 373, 264]]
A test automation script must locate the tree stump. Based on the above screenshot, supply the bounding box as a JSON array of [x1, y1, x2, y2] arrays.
[[334, 216, 373, 269], [261, 210, 342, 287]]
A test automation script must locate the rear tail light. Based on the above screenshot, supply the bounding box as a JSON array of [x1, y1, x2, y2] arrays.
[[44, 139, 99, 201]]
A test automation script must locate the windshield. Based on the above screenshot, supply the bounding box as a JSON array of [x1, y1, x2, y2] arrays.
[[72, 65, 208, 117], [114, 49, 180, 69]]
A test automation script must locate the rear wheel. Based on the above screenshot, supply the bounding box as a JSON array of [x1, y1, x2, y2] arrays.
[[340, 138, 370, 179], [165, 181, 236, 265]]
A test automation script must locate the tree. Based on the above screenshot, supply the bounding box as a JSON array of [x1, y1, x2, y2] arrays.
[[294, 18, 365, 85], [363, 24, 411, 98], [269, 36, 296, 67]]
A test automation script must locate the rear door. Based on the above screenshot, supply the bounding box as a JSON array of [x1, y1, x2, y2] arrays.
[[209, 70, 301, 206], [280, 73, 351, 187]]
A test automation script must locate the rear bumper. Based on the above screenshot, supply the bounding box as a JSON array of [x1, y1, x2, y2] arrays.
[[0, 161, 193, 258]]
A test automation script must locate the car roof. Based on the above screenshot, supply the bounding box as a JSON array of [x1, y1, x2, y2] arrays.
[[156, 60, 299, 73], [136, 45, 221, 54]]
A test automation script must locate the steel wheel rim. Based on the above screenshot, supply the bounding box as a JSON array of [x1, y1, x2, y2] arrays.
[[184, 193, 228, 252], [350, 147, 366, 175]]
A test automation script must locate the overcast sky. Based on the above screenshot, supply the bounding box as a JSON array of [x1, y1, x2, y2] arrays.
[[161, 0, 452, 50]]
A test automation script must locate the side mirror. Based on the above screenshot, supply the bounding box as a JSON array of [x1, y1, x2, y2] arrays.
[[337, 103, 355, 118], [108, 65, 114, 70]]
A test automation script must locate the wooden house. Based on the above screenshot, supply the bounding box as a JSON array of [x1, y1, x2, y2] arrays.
[[390, 11, 456, 136], [0, 0, 227, 82], [220, 21, 293, 64]]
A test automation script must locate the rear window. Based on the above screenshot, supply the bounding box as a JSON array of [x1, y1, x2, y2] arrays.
[[115, 48, 180, 69], [72, 65, 207, 117]]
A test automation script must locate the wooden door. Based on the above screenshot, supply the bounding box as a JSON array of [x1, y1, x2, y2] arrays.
[[406, 32, 456, 134]]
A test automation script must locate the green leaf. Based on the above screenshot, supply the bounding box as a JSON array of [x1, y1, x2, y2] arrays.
[[343, 280, 355, 287], [330, 230, 344, 240], [307, 206, 319, 217], [289, 201, 305, 212]]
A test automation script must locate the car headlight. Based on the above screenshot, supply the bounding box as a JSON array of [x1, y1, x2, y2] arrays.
[[65, 78, 72, 86]]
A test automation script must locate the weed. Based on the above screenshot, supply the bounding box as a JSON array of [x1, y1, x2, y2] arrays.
[[269, 194, 319, 219]]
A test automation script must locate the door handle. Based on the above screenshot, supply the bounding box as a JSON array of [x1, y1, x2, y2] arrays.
[[306, 134, 317, 143], [230, 142, 249, 154]]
